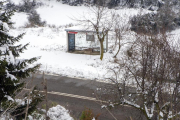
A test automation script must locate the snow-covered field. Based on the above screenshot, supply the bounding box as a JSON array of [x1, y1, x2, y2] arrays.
[[9, 0, 180, 82], [1, 0, 179, 119]]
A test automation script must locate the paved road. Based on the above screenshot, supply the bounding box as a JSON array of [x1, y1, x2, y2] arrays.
[[24, 74, 143, 120]]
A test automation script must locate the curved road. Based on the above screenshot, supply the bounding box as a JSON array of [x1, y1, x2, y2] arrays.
[[24, 73, 143, 120]]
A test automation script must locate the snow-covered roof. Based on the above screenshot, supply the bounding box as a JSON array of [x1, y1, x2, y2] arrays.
[[65, 25, 95, 32]]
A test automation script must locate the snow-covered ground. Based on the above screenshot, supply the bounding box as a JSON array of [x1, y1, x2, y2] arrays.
[[2, 0, 180, 119], [9, 0, 180, 82]]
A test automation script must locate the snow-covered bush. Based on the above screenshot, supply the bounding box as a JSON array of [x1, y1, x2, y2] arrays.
[[26, 10, 46, 27], [47, 105, 73, 120], [60, 0, 172, 8], [13, 0, 43, 13], [17, 0, 37, 13], [130, 7, 180, 34], [61, 0, 84, 6], [5, 2, 16, 11], [130, 12, 159, 34], [28, 10, 46, 27]]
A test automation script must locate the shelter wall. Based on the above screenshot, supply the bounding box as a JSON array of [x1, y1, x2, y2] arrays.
[[75, 32, 107, 51]]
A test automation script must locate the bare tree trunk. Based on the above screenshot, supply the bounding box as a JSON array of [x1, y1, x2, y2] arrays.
[[25, 74, 35, 120], [100, 40, 104, 60], [25, 86, 35, 120], [113, 38, 121, 58]]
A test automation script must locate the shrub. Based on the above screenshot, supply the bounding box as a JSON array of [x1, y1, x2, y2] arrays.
[[62, 0, 83, 6], [108, 0, 120, 9], [130, 6, 180, 34], [27, 10, 46, 27], [5, 2, 16, 11], [18, 0, 37, 13], [80, 108, 100, 120], [130, 12, 159, 34]]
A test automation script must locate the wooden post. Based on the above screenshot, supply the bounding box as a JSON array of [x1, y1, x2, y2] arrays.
[[43, 72, 48, 120], [66, 31, 69, 52]]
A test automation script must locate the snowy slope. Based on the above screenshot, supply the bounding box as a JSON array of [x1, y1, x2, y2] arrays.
[[11, 12, 28, 28], [9, 0, 180, 82]]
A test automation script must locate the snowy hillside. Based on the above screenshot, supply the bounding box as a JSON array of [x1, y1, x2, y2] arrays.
[[0, 0, 180, 119], [9, 0, 180, 83]]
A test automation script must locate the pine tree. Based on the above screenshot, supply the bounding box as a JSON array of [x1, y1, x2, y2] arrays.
[[0, 0, 41, 116]]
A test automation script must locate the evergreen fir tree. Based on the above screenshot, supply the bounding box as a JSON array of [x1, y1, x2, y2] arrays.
[[0, 1, 42, 117]]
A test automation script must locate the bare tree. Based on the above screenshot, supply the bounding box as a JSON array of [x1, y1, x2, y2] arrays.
[[77, 6, 117, 60], [113, 14, 130, 58], [121, 32, 180, 120], [75, 2, 180, 119], [99, 29, 180, 120]]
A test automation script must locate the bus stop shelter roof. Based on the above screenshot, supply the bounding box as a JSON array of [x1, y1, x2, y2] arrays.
[[65, 25, 96, 32]]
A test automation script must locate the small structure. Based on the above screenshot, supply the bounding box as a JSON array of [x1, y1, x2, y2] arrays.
[[65, 26, 108, 55]]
